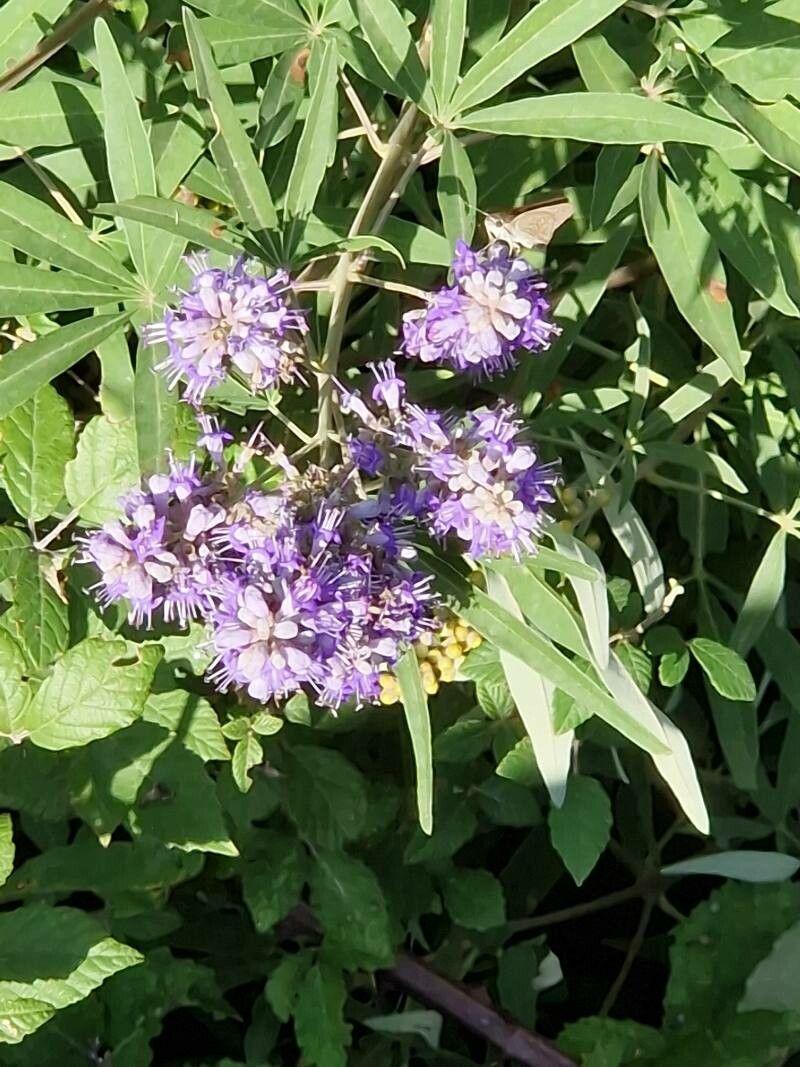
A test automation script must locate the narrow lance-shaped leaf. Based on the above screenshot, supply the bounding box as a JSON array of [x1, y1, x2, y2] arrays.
[[184, 10, 278, 235], [95, 20, 179, 290], [354, 0, 433, 111], [0, 263, 136, 317], [95, 197, 245, 257], [430, 0, 467, 112], [451, 0, 629, 114], [731, 530, 787, 657], [0, 181, 136, 290], [284, 38, 339, 218], [437, 131, 477, 247], [0, 313, 130, 419], [485, 570, 572, 807], [396, 648, 433, 834], [666, 143, 798, 317], [459, 93, 748, 150], [134, 338, 177, 477], [639, 154, 745, 384]]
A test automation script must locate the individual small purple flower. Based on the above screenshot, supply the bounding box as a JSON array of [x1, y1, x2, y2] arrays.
[[401, 240, 558, 378], [197, 414, 233, 464], [143, 254, 307, 404]]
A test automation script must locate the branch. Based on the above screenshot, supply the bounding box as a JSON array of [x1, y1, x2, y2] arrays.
[[599, 895, 656, 1016], [0, 0, 110, 93], [281, 904, 576, 1067]]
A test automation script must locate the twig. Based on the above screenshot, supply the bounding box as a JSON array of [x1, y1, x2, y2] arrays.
[[280, 905, 576, 1067], [340, 70, 386, 157], [505, 878, 656, 934], [599, 895, 656, 1016], [316, 104, 422, 465], [0, 0, 110, 93], [419, 131, 493, 165], [387, 954, 576, 1067], [34, 506, 81, 552], [347, 272, 429, 300], [20, 151, 83, 225], [603, 256, 659, 292]]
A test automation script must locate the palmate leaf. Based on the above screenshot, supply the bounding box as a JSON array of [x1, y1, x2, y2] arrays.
[[95, 196, 246, 256], [354, 0, 433, 111], [430, 0, 466, 112], [134, 338, 178, 478]]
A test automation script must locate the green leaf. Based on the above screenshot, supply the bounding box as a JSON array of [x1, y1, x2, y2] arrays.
[[741, 919, 800, 1013], [96, 314, 135, 423], [0, 263, 136, 317], [0, 813, 13, 889], [730, 531, 787, 657], [396, 647, 433, 835], [95, 196, 245, 256], [589, 145, 639, 229], [0, 386, 74, 521], [667, 143, 798, 317], [294, 963, 351, 1067], [459, 93, 748, 150], [134, 339, 178, 477], [311, 850, 394, 968], [95, 19, 183, 289], [692, 60, 800, 178], [437, 131, 477, 247], [690, 638, 757, 702], [131, 744, 238, 856], [639, 155, 744, 384], [201, 13, 307, 64], [548, 529, 609, 669], [267, 951, 312, 1021], [0, 904, 141, 1045], [0, 79, 103, 150], [548, 776, 612, 886], [516, 211, 637, 405], [0, 314, 131, 419], [284, 745, 367, 848], [23, 639, 160, 750], [662, 851, 800, 883], [559, 1017, 664, 1065], [284, 38, 338, 218], [642, 441, 748, 494], [64, 414, 139, 524], [0, 838, 194, 902], [450, 0, 629, 114], [0, 0, 72, 73], [354, 0, 433, 110], [257, 47, 307, 148], [660, 646, 690, 687], [573, 28, 638, 93], [441, 868, 506, 930], [185, 9, 278, 234], [232, 732, 263, 793], [364, 1010, 442, 1049], [484, 570, 572, 808], [430, 0, 466, 112], [0, 181, 135, 289], [665, 882, 800, 1031], [445, 572, 669, 755], [243, 832, 308, 932], [188, 0, 306, 34], [143, 690, 229, 762], [1, 545, 68, 671]]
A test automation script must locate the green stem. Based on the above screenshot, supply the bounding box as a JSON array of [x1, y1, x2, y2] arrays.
[[316, 104, 423, 466]]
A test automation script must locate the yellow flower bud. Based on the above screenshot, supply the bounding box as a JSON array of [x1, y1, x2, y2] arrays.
[[454, 624, 470, 643], [443, 641, 464, 660], [464, 630, 482, 650], [422, 674, 439, 695]]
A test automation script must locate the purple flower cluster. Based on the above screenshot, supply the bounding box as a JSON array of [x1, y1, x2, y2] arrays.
[[82, 420, 436, 710], [401, 241, 557, 378], [143, 254, 307, 405], [343, 361, 560, 559]]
